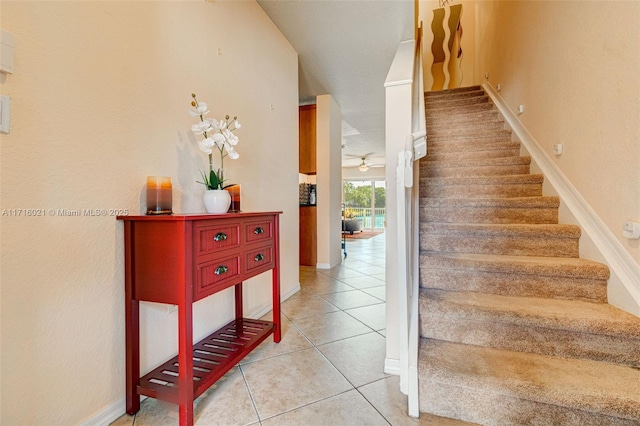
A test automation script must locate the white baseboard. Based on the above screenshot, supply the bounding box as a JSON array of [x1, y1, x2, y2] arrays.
[[316, 258, 342, 269], [80, 282, 302, 426], [384, 357, 401, 376], [483, 83, 640, 315]]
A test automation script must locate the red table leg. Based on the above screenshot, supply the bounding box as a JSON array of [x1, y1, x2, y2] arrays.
[[177, 299, 194, 426], [235, 283, 243, 319], [124, 222, 140, 415], [272, 215, 281, 343]]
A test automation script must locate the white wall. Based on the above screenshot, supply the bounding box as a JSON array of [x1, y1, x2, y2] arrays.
[[342, 166, 386, 181], [0, 2, 299, 424], [316, 94, 343, 269]]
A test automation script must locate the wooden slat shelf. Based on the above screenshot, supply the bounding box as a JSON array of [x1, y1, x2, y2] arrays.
[[137, 318, 275, 404]]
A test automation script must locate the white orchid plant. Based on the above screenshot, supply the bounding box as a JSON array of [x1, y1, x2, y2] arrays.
[[190, 93, 241, 190]]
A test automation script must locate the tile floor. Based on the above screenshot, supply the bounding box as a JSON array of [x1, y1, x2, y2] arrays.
[[112, 233, 456, 425]]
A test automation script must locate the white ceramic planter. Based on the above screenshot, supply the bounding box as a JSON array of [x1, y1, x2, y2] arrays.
[[203, 189, 231, 214]]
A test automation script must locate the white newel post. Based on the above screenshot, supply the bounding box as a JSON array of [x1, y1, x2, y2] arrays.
[[383, 40, 415, 379]]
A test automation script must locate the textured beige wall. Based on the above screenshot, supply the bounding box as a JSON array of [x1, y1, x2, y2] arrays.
[[475, 1, 640, 266], [0, 1, 298, 424]]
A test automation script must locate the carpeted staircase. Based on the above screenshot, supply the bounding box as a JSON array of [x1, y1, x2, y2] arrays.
[[417, 86, 640, 425]]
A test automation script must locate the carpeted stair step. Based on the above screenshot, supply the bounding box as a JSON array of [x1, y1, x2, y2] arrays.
[[424, 144, 521, 162], [420, 174, 544, 198], [427, 121, 507, 138], [418, 339, 640, 425], [419, 289, 640, 366], [425, 85, 483, 98], [419, 252, 609, 302], [420, 223, 581, 257], [420, 156, 531, 178], [426, 138, 518, 153], [426, 109, 501, 127], [427, 119, 505, 136], [425, 94, 490, 111], [426, 101, 496, 117], [425, 141, 521, 158], [419, 196, 558, 224], [426, 130, 513, 145]]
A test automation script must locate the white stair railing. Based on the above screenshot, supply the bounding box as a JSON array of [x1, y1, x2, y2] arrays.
[[388, 24, 425, 418]]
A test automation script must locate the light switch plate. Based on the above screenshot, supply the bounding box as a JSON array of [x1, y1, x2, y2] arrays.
[[0, 95, 9, 134]]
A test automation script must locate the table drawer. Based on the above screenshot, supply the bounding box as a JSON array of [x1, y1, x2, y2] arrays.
[[196, 254, 241, 297], [196, 222, 241, 256], [244, 218, 274, 244], [244, 245, 274, 275]]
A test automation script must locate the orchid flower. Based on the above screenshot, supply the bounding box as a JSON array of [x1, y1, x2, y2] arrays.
[[190, 93, 241, 190]]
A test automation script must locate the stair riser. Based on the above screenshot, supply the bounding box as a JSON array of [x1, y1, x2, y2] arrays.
[[426, 103, 495, 116], [421, 156, 531, 169], [428, 115, 503, 128], [427, 140, 519, 152], [425, 148, 522, 162], [421, 165, 531, 178], [426, 110, 500, 125], [426, 86, 482, 96], [425, 88, 484, 101], [428, 123, 506, 137], [427, 134, 513, 144], [419, 380, 638, 426], [420, 183, 543, 199], [420, 233, 579, 257], [426, 96, 490, 110], [420, 268, 607, 302], [422, 315, 640, 367], [420, 205, 557, 224]]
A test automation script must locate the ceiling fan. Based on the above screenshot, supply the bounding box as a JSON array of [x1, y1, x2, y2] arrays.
[[343, 155, 384, 172]]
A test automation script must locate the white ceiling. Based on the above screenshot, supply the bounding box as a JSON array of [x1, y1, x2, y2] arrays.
[[257, 0, 414, 168]]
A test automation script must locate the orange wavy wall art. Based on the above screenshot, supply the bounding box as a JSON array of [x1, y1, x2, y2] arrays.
[[430, 4, 463, 91]]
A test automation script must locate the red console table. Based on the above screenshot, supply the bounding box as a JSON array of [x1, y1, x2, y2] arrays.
[[117, 212, 282, 426]]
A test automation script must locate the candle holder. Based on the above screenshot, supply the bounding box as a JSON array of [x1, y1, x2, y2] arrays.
[[227, 184, 241, 213], [146, 176, 173, 215]]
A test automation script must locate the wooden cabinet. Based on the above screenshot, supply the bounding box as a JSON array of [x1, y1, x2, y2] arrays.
[[299, 104, 316, 175], [117, 212, 281, 426], [299, 206, 317, 266]]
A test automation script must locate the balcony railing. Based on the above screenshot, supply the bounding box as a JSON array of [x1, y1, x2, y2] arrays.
[[343, 207, 386, 229]]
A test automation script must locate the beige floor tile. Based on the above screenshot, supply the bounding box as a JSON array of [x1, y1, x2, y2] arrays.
[[339, 275, 384, 289], [281, 293, 339, 320], [298, 278, 355, 295], [318, 332, 388, 387], [321, 290, 384, 310], [240, 317, 312, 364], [321, 268, 366, 280], [261, 389, 388, 426], [346, 303, 386, 331], [359, 376, 476, 425], [129, 368, 257, 426], [346, 265, 386, 275], [194, 367, 260, 426], [371, 273, 386, 282], [339, 259, 373, 269], [128, 399, 179, 426], [361, 285, 386, 301], [109, 413, 134, 426], [241, 347, 352, 419], [292, 310, 373, 345]]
